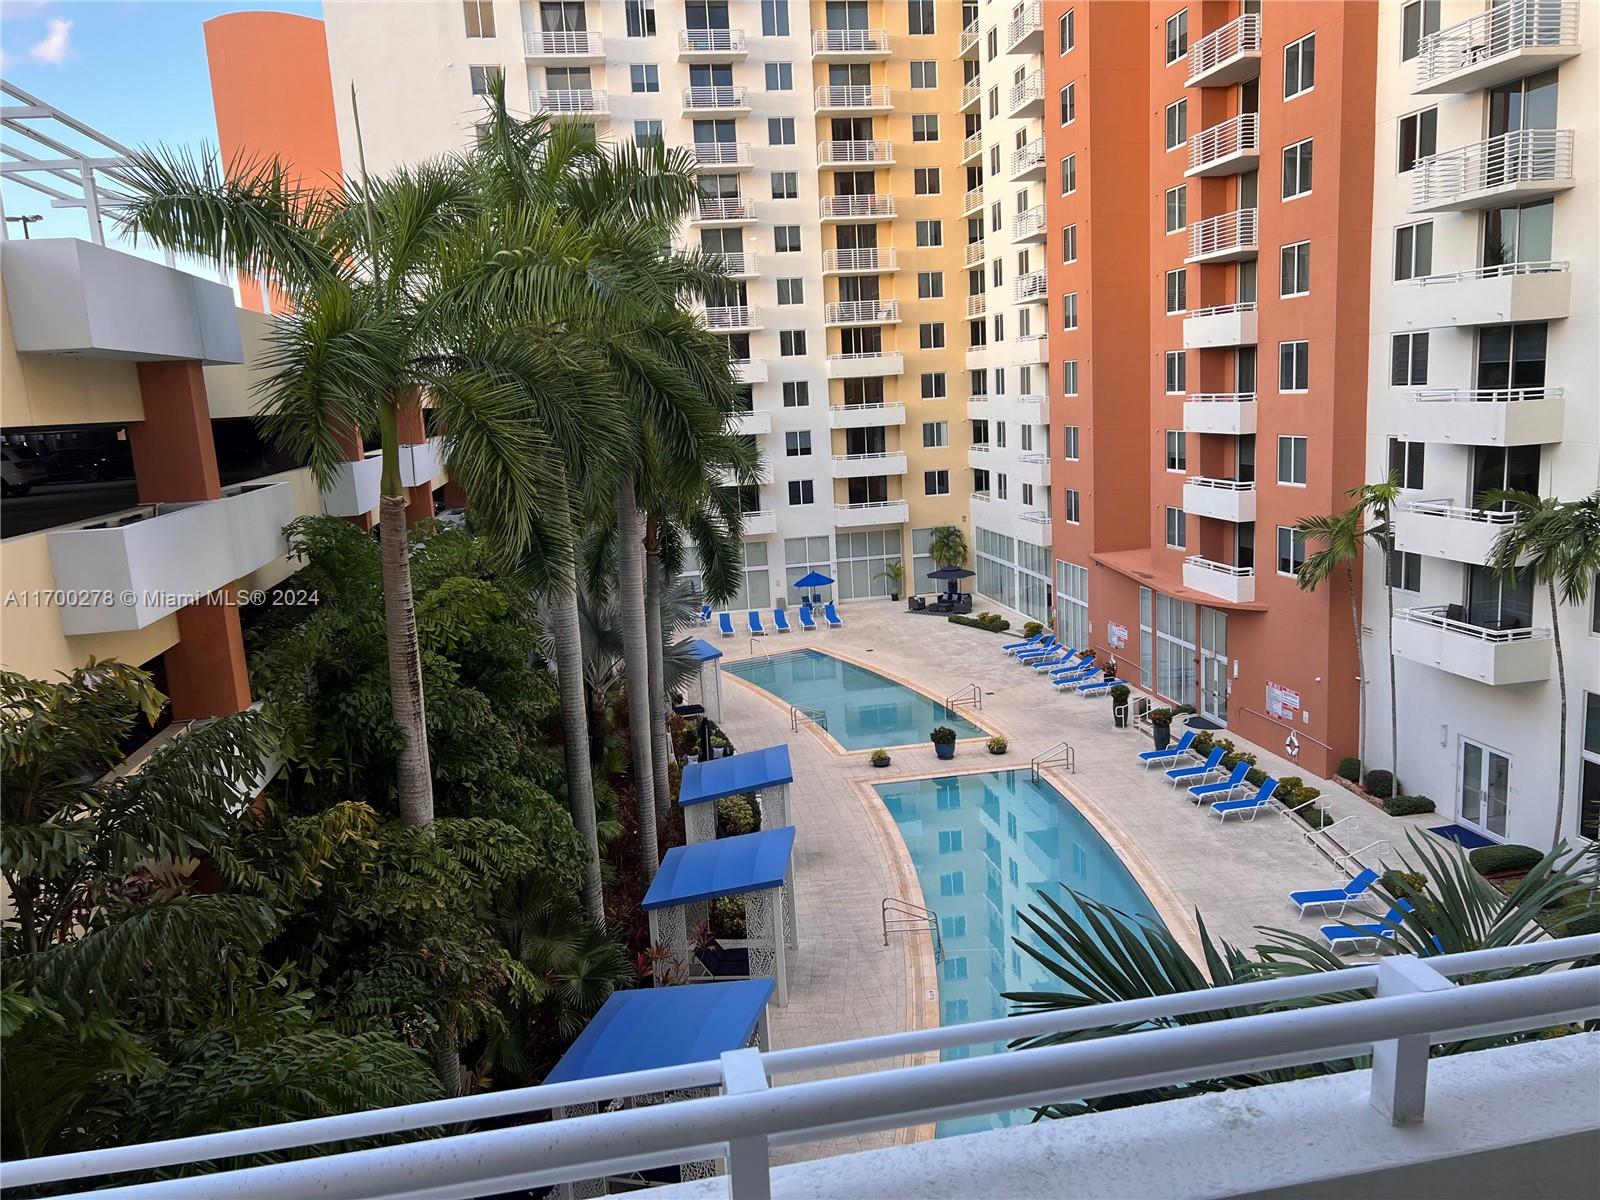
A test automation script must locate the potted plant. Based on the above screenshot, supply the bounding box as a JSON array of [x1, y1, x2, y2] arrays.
[[1148, 708, 1174, 751], [1109, 683, 1131, 728], [870, 748, 891, 769], [876, 559, 905, 602], [930, 725, 958, 760], [986, 735, 1008, 756]]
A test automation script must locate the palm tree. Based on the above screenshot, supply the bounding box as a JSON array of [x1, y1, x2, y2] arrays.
[[1481, 489, 1600, 846], [929, 525, 970, 569]]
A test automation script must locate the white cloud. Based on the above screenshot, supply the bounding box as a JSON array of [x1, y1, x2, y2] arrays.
[[29, 17, 72, 65]]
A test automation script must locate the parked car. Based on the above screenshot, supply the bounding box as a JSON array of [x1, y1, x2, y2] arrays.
[[45, 444, 134, 483], [1, 447, 48, 496]]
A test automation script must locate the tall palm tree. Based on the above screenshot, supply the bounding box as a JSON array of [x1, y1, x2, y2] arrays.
[[1482, 490, 1600, 845], [929, 524, 970, 569]]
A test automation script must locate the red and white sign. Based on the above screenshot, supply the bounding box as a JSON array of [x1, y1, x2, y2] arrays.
[[1106, 621, 1129, 649], [1266, 682, 1302, 721]]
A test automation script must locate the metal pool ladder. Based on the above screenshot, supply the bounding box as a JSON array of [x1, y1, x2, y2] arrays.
[[943, 681, 982, 717], [882, 897, 943, 963], [790, 704, 827, 732], [1031, 741, 1076, 781]]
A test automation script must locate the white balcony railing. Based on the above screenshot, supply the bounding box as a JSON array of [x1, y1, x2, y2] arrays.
[[1014, 271, 1047, 303], [1409, 260, 1569, 288], [820, 193, 896, 219], [678, 27, 747, 55], [1187, 112, 1260, 175], [824, 299, 899, 325], [1006, 1, 1043, 51], [821, 247, 895, 273], [834, 499, 909, 525], [825, 351, 905, 378], [1186, 12, 1261, 87], [963, 185, 985, 214], [961, 131, 985, 162], [814, 84, 892, 110], [691, 141, 752, 168], [828, 402, 906, 428], [694, 196, 754, 222], [960, 80, 983, 110], [1183, 555, 1256, 604], [1183, 476, 1256, 523], [959, 18, 980, 56], [531, 89, 608, 115], [966, 294, 987, 318], [1007, 71, 1044, 114], [704, 305, 756, 330], [818, 139, 894, 165], [682, 85, 748, 110], [1013, 206, 1046, 242], [1397, 388, 1565, 447], [1010, 138, 1046, 179], [1184, 392, 1258, 436], [1183, 302, 1258, 349], [1187, 207, 1258, 262], [1418, 0, 1580, 91], [523, 30, 603, 57], [964, 240, 986, 267], [831, 451, 907, 477], [811, 28, 890, 56], [1411, 128, 1575, 211], [1393, 604, 1553, 684], [707, 252, 755, 277]]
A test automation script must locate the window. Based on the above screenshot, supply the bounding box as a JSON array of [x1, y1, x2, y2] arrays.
[[1064, 489, 1081, 523], [987, 29, 998, 60], [1283, 139, 1313, 198], [1061, 425, 1080, 460], [630, 64, 659, 93], [788, 479, 814, 505], [914, 167, 942, 195], [1284, 33, 1315, 98], [1391, 331, 1429, 387], [910, 60, 937, 89], [765, 62, 793, 90], [1166, 430, 1187, 472], [469, 65, 498, 95], [1279, 340, 1309, 392], [1062, 360, 1079, 395], [463, 0, 495, 37], [625, 0, 656, 36], [1059, 9, 1075, 53], [1165, 185, 1187, 232], [785, 430, 811, 456], [1061, 293, 1079, 330], [921, 372, 947, 398], [1166, 268, 1188, 313], [779, 329, 807, 356], [782, 380, 809, 407], [1060, 154, 1077, 194], [1396, 109, 1440, 178], [1165, 507, 1187, 549], [1165, 9, 1188, 64], [920, 322, 946, 349], [909, 0, 935, 34], [916, 219, 943, 247], [776, 277, 804, 305], [1401, 0, 1440, 61], [768, 117, 796, 145], [923, 420, 949, 448], [1388, 437, 1426, 489], [1165, 350, 1187, 394], [633, 120, 663, 147], [775, 225, 801, 252], [996, 474, 1008, 500], [912, 114, 940, 142], [917, 271, 944, 299], [1062, 224, 1078, 263], [1277, 435, 1307, 485], [1276, 527, 1307, 576], [770, 171, 798, 199], [1280, 241, 1311, 297], [761, 0, 789, 36], [925, 469, 951, 496], [1388, 550, 1422, 592], [988, 85, 999, 118], [1394, 222, 1433, 280], [1060, 82, 1076, 125], [1165, 99, 1188, 150]]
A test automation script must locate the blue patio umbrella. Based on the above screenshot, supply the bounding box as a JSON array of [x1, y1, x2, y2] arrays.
[[793, 570, 834, 604], [928, 565, 976, 593]]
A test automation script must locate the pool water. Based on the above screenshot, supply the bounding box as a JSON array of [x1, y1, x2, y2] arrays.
[[874, 771, 1162, 1137], [725, 648, 984, 751]]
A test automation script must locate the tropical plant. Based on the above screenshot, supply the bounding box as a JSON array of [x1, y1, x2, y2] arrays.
[[876, 559, 906, 595], [930, 726, 958, 747], [928, 525, 970, 569], [1481, 489, 1600, 846]]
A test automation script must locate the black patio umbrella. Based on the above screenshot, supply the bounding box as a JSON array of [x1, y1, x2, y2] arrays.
[[928, 566, 976, 594]]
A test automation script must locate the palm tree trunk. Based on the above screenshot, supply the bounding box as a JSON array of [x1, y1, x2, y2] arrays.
[[1549, 577, 1568, 846], [377, 403, 433, 827], [1346, 562, 1365, 776], [615, 482, 659, 878], [1386, 577, 1400, 792], [548, 577, 604, 925], [644, 523, 672, 815], [429, 1025, 462, 1098]]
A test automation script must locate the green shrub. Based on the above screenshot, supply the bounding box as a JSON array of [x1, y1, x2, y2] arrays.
[[870, 748, 891, 767], [1222, 749, 1258, 770], [1245, 766, 1268, 788], [1563, 909, 1600, 937], [1363, 769, 1395, 798], [987, 735, 1008, 754], [930, 725, 959, 747], [949, 613, 1011, 634], [1336, 756, 1362, 783], [1148, 707, 1175, 728], [1297, 786, 1321, 803], [1380, 869, 1428, 898], [710, 896, 748, 939], [716, 793, 759, 837], [1022, 620, 1044, 638], [1469, 843, 1544, 876], [1109, 684, 1130, 704], [1191, 731, 1216, 756], [1384, 794, 1437, 817]]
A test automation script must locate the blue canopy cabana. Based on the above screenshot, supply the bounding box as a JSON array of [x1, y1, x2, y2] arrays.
[[792, 570, 834, 605], [678, 744, 793, 844], [644, 827, 798, 1006], [683, 637, 724, 723]]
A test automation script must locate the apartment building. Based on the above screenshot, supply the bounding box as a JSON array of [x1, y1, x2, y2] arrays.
[[211, 2, 975, 607], [1363, 0, 1598, 845]]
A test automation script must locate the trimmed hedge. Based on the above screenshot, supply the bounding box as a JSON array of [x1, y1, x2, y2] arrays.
[[1336, 756, 1362, 783], [716, 793, 759, 837], [1022, 620, 1044, 638], [1363, 769, 1395, 799], [950, 612, 1011, 634], [1468, 843, 1544, 876], [1383, 794, 1437, 817]]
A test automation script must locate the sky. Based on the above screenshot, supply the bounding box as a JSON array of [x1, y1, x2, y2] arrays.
[[2, 0, 320, 246]]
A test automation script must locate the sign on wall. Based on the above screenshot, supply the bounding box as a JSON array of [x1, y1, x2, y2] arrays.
[[1106, 621, 1129, 649], [1266, 682, 1301, 722]]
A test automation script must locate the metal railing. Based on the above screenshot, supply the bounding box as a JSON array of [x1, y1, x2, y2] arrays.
[[1404, 260, 1568, 286], [1400, 498, 1522, 525], [530, 88, 608, 115], [694, 196, 753, 222], [707, 251, 755, 276], [1188, 206, 1258, 260], [1397, 605, 1551, 644], [815, 84, 893, 109], [818, 139, 894, 165], [1006, 0, 1043, 49], [1008, 71, 1044, 113], [964, 240, 986, 266], [811, 28, 890, 55], [682, 85, 747, 109], [961, 131, 985, 161], [1186, 12, 1261, 86], [826, 351, 901, 366], [824, 300, 898, 325], [834, 500, 908, 519], [1186, 476, 1254, 493], [691, 141, 751, 167], [1011, 138, 1045, 178], [1411, 128, 1574, 210], [1333, 838, 1394, 873], [523, 29, 603, 56], [960, 80, 983, 109], [790, 704, 827, 732], [1189, 112, 1259, 173], [1020, 511, 1052, 527], [966, 294, 988, 318], [828, 402, 904, 423], [1185, 555, 1254, 580], [704, 305, 756, 330], [1187, 391, 1257, 404], [1013, 205, 1046, 241], [1418, 0, 1579, 87], [882, 897, 943, 963], [822, 247, 896, 273], [1406, 386, 1562, 406], [820, 193, 896, 219], [943, 682, 983, 714], [1014, 271, 1048, 303], [679, 27, 746, 54], [1031, 740, 1076, 780], [963, 185, 985, 213], [1187, 301, 1258, 320], [959, 18, 980, 55]]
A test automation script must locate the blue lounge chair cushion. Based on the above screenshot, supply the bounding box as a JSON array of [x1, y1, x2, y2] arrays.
[[823, 603, 843, 627], [1138, 730, 1196, 763], [772, 609, 791, 632], [1167, 748, 1225, 782], [1002, 633, 1044, 652], [748, 610, 765, 634], [718, 612, 735, 637], [1321, 902, 1414, 948], [1188, 763, 1249, 801], [1289, 868, 1381, 911], [797, 606, 816, 630]]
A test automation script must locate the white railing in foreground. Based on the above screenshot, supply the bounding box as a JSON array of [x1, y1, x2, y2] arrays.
[[18, 940, 1598, 1199]]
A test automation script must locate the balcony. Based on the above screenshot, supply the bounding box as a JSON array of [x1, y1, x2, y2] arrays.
[[678, 27, 747, 60], [1010, 139, 1046, 181], [1183, 477, 1256, 524], [1392, 605, 1552, 685], [967, 444, 992, 471], [1187, 112, 1260, 177], [832, 452, 907, 479], [523, 30, 605, 61], [1393, 499, 1522, 564], [966, 293, 987, 318], [1013, 333, 1049, 365], [818, 139, 894, 166], [1185, 13, 1261, 88], [1013, 271, 1048, 305], [693, 196, 756, 224], [1007, 71, 1044, 118], [811, 28, 890, 59], [730, 409, 771, 436], [965, 397, 991, 418], [707, 251, 757, 278], [1183, 393, 1257, 436], [834, 499, 908, 526], [1183, 556, 1255, 604], [959, 19, 980, 57], [1012, 205, 1046, 243], [964, 240, 986, 267], [961, 132, 984, 164], [1392, 261, 1570, 329], [825, 351, 904, 378], [732, 358, 767, 384], [704, 305, 760, 332], [1411, 129, 1575, 212], [682, 85, 749, 114], [819, 193, 896, 222], [1391, 388, 1565, 447], [821, 248, 896, 275], [740, 508, 777, 535], [399, 437, 445, 488], [963, 185, 985, 215], [530, 89, 608, 118], [1187, 207, 1257, 264], [1417, 0, 1580, 94], [1006, 1, 1043, 53], [45, 483, 296, 635], [829, 402, 906, 429], [691, 142, 753, 171], [1018, 511, 1052, 542], [960, 81, 983, 112], [814, 85, 893, 114], [1016, 453, 1051, 487], [824, 300, 899, 326], [1182, 302, 1257, 349]]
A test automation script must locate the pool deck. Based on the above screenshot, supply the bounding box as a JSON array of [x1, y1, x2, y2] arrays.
[[709, 600, 1436, 1161]]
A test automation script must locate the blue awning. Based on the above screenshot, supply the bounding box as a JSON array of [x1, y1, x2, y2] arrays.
[[643, 826, 798, 910], [679, 744, 794, 808], [687, 638, 724, 662], [543, 979, 775, 1084]]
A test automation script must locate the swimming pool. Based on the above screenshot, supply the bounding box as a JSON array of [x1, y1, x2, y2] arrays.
[[725, 649, 985, 751], [874, 770, 1162, 1137]]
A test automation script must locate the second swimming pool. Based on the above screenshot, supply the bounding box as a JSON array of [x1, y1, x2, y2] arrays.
[[725, 648, 985, 751]]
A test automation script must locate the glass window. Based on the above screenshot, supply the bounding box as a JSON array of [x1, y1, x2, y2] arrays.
[[765, 62, 793, 90], [912, 114, 940, 142], [919, 322, 946, 349], [1401, 0, 1440, 61], [1397, 108, 1438, 173], [775, 225, 801, 252], [787, 479, 813, 505], [923, 420, 949, 448], [925, 469, 951, 495], [784, 430, 811, 457], [1059, 11, 1075, 54], [1277, 435, 1307, 485], [1279, 340, 1309, 392], [625, 0, 657, 36], [1283, 139, 1313, 198], [916, 219, 943, 246], [1062, 360, 1079, 395], [1064, 425, 1080, 459], [1166, 430, 1187, 472], [914, 166, 941, 195], [1165, 9, 1188, 64], [1064, 490, 1081, 523], [1284, 33, 1315, 98], [768, 116, 795, 145], [1276, 526, 1307, 575], [908, 0, 935, 35], [1165, 98, 1188, 150], [469, 65, 499, 95], [1387, 550, 1422, 592], [782, 380, 809, 406], [1394, 222, 1434, 280], [1388, 438, 1426, 489], [911, 61, 937, 89], [770, 170, 798, 199], [633, 119, 663, 147], [776, 277, 803, 304], [1062, 224, 1078, 263], [761, 0, 789, 36], [1165, 506, 1187, 549], [1165, 350, 1187, 394], [1062, 293, 1079, 330], [631, 64, 659, 93], [779, 329, 807, 356], [1165, 185, 1187, 232], [1060, 154, 1077, 194], [1280, 241, 1311, 297], [1391, 332, 1430, 387], [1166, 268, 1188, 313], [918, 271, 944, 299], [1060, 82, 1076, 125], [463, 0, 495, 37]]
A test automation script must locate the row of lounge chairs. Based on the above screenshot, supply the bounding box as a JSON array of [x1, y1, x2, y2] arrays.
[[705, 603, 843, 638], [999, 633, 1122, 697]]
